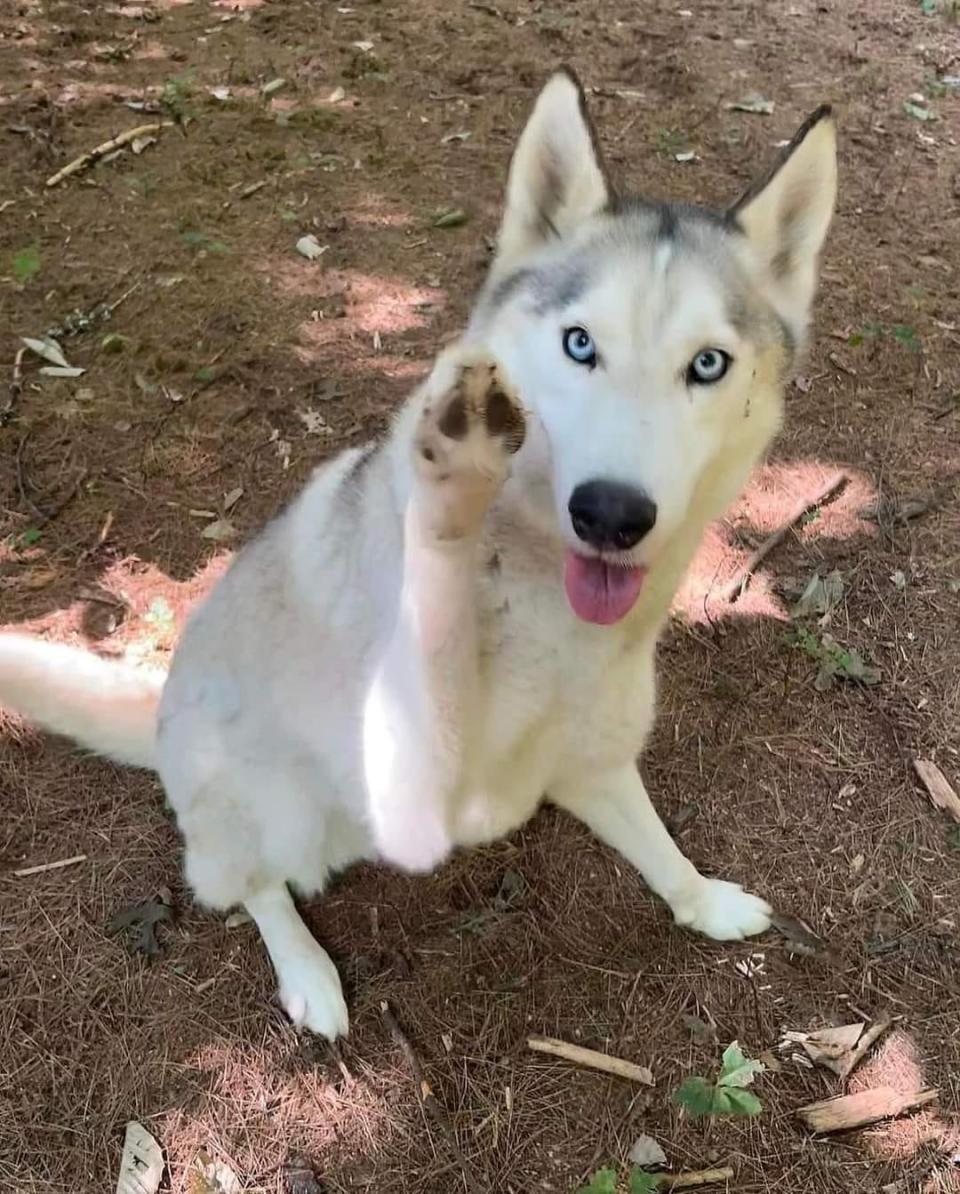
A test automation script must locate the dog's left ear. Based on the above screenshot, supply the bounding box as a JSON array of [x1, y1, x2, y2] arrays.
[[731, 106, 837, 344], [494, 68, 612, 274]]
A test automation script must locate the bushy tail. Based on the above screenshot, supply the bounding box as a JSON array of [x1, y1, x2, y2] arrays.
[[0, 635, 164, 768]]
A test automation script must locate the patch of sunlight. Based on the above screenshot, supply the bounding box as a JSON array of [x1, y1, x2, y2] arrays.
[[673, 460, 878, 625], [2, 556, 229, 668], [159, 1037, 401, 1193], [855, 1029, 958, 1176]]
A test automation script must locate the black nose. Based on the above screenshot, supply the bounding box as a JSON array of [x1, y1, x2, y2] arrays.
[[568, 480, 658, 551]]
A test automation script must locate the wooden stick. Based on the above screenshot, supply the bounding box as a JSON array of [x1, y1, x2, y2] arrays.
[[527, 1036, 654, 1085], [46, 122, 172, 187], [723, 472, 849, 602], [913, 758, 960, 824], [380, 1002, 480, 1190], [656, 1168, 735, 1189], [14, 854, 87, 877], [796, 1086, 937, 1133]]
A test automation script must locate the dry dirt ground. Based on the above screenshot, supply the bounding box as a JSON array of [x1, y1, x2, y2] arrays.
[[2, 1, 960, 1191]]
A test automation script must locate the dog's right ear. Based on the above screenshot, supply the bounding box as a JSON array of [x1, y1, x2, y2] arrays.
[[493, 68, 612, 274]]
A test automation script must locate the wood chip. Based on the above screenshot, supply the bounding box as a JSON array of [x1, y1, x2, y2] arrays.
[[913, 758, 960, 823], [796, 1086, 937, 1133], [526, 1035, 654, 1085]]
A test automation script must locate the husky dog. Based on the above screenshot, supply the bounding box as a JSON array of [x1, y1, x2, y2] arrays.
[[0, 69, 836, 1039]]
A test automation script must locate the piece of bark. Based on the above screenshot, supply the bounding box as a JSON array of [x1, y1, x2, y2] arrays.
[[797, 1086, 937, 1133], [913, 758, 960, 824], [526, 1036, 654, 1085]]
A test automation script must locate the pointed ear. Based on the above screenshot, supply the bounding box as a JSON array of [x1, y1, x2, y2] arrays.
[[494, 68, 612, 272], [730, 106, 837, 344]]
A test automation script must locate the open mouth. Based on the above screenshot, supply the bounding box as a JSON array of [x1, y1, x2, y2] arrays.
[[563, 550, 647, 625]]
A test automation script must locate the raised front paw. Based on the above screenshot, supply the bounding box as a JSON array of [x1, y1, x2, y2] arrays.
[[670, 877, 772, 941], [413, 350, 525, 540]]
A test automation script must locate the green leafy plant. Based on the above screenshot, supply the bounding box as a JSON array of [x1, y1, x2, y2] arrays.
[[788, 626, 881, 691], [673, 1041, 765, 1119], [848, 321, 921, 351], [577, 1168, 659, 1194], [578, 1170, 617, 1194], [161, 72, 194, 124], [13, 246, 41, 285]]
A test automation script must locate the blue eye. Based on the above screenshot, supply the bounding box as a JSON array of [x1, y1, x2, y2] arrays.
[[688, 348, 731, 385], [563, 326, 597, 367]]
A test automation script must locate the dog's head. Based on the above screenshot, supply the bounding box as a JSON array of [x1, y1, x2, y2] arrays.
[[469, 68, 837, 625]]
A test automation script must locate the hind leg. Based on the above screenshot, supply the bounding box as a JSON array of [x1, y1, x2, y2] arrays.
[[244, 884, 349, 1040], [173, 764, 355, 1040]]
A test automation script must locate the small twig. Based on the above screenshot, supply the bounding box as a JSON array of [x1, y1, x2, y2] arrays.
[[14, 854, 87, 877], [46, 122, 173, 187], [2, 346, 25, 426], [724, 471, 849, 603], [379, 1001, 480, 1190], [657, 1168, 736, 1190], [527, 1035, 654, 1085]]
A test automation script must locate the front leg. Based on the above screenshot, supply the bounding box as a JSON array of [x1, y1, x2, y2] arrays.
[[551, 765, 772, 940], [363, 351, 525, 872]]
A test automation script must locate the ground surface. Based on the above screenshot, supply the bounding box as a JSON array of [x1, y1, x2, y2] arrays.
[[1, 1, 959, 1192]]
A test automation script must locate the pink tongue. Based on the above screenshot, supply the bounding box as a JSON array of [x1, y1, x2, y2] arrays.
[[564, 551, 646, 625]]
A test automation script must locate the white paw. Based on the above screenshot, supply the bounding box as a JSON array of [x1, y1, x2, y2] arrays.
[[671, 877, 772, 941], [276, 945, 350, 1040], [413, 351, 525, 540]]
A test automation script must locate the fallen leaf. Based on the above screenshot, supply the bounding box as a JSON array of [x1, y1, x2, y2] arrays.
[[39, 365, 86, 378], [261, 77, 287, 97], [296, 407, 331, 435], [790, 570, 844, 620], [131, 134, 157, 154], [201, 518, 237, 542], [628, 1134, 667, 1168], [108, 896, 173, 958], [673, 150, 697, 162], [441, 130, 471, 143], [296, 234, 328, 260], [433, 207, 469, 228], [225, 911, 252, 929], [188, 1150, 240, 1194], [328, 86, 345, 103], [351, 39, 374, 51], [210, 86, 231, 101], [860, 494, 932, 524], [727, 92, 774, 115], [903, 100, 937, 121], [222, 486, 244, 512], [116, 1121, 164, 1194], [22, 335, 70, 368], [891, 569, 907, 589]]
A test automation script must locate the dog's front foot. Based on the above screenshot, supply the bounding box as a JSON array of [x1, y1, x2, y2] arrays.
[[413, 350, 525, 541], [670, 877, 772, 941], [276, 941, 350, 1040]]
